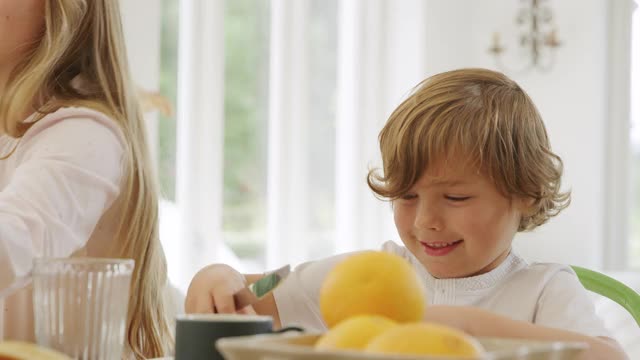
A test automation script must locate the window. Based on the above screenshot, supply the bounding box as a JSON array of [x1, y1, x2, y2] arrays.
[[154, 0, 417, 290], [158, 0, 342, 288], [221, 0, 339, 269], [300, 0, 339, 261], [129, 1, 637, 285], [630, 1, 640, 267], [158, 0, 178, 202], [222, 0, 271, 266]]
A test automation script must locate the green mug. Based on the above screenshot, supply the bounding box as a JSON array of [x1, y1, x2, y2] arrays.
[[174, 314, 302, 360]]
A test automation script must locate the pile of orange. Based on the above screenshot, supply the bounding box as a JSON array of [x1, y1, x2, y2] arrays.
[[314, 251, 484, 357]]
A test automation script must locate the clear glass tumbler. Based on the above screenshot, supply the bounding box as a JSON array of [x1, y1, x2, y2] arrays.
[[32, 258, 135, 360]]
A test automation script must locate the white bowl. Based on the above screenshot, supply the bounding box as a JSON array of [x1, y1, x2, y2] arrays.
[[216, 332, 587, 360]]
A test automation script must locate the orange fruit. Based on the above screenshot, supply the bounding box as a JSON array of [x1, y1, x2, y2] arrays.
[[319, 251, 427, 328], [365, 322, 484, 357], [314, 315, 397, 351]]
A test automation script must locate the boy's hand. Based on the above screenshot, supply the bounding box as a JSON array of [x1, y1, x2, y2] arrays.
[[184, 264, 256, 315]]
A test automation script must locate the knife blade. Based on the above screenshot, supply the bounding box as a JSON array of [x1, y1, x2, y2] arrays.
[[233, 264, 291, 310]]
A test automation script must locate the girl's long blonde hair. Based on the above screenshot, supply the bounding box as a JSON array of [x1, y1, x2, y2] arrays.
[[0, 1, 171, 357]]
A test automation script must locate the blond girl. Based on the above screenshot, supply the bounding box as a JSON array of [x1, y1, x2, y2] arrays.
[[0, 1, 171, 358]]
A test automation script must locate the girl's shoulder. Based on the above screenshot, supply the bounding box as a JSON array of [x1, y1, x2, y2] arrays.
[[5, 106, 128, 174], [16, 106, 127, 155], [23, 106, 124, 141]]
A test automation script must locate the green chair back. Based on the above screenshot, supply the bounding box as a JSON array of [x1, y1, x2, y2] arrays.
[[571, 265, 640, 326]]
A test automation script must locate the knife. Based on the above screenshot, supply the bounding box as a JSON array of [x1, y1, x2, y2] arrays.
[[233, 264, 291, 310]]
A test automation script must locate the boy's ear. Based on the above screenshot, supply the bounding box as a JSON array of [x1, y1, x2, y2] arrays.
[[516, 197, 537, 216]]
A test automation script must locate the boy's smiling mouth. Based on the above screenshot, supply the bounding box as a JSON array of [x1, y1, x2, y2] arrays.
[[419, 240, 463, 256]]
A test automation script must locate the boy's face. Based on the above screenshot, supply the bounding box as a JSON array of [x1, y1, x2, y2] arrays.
[[393, 160, 527, 279]]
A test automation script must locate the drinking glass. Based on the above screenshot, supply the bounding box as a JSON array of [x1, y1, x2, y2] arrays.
[[32, 258, 134, 360]]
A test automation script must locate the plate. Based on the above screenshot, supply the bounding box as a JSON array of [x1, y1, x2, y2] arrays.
[[216, 332, 588, 360]]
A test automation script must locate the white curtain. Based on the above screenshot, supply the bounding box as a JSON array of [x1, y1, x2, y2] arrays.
[[172, 0, 229, 288], [266, 0, 312, 268], [264, 0, 430, 268], [163, 0, 430, 289]]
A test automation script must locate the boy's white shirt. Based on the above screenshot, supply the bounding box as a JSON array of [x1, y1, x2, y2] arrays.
[[0, 107, 126, 340], [273, 240, 611, 338]]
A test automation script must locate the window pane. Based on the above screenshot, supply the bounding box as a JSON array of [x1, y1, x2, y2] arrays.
[[629, 1, 640, 267], [158, 0, 179, 201], [223, 0, 270, 265], [222, 0, 338, 267], [305, 0, 338, 259]]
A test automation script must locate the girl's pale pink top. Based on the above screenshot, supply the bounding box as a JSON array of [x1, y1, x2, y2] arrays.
[[0, 107, 126, 340]]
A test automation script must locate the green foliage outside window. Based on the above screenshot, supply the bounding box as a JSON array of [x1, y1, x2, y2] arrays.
[[159, 0, 269, 259]]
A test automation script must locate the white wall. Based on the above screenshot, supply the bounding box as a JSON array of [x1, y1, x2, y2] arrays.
[[420, 0, 609, 268]]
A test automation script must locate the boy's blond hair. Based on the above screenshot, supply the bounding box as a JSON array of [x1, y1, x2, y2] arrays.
[[367, 68, 570, 231], [0, 1, 171, 357]]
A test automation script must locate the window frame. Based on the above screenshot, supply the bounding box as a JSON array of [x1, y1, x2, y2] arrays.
[[604, 0, 636, 270]]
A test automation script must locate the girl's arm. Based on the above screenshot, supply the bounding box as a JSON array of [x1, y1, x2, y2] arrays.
[[425, 305, 628, 360]]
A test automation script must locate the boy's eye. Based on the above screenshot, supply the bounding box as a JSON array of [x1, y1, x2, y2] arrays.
[[445, 195, 470, 202], [400, 193, 417, 200]]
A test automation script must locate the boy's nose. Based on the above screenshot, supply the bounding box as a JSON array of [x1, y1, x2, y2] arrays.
[[414, 202, 443, 231]]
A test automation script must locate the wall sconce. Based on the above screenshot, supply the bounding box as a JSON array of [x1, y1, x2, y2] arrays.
[[488, 0, 561, 72]]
